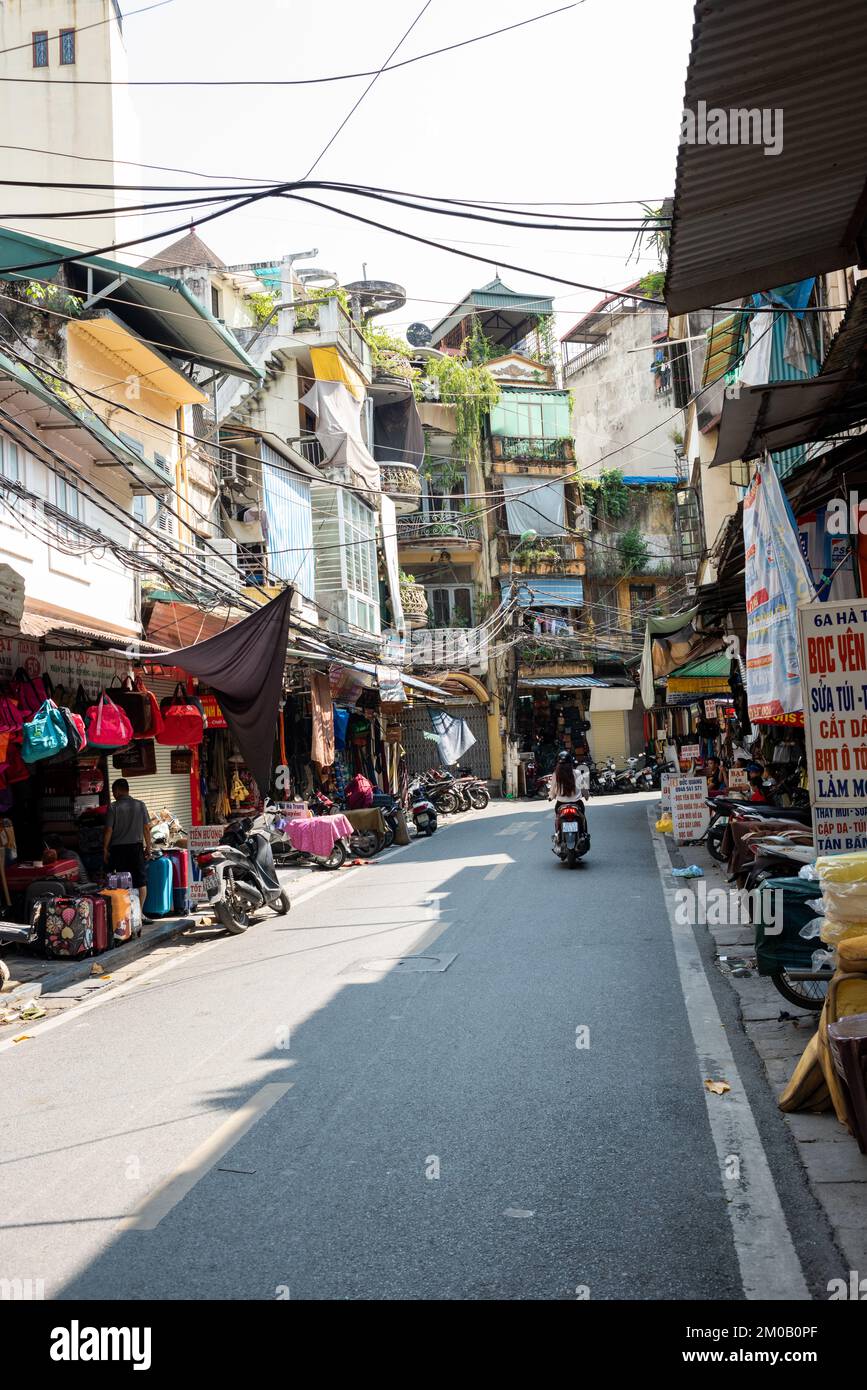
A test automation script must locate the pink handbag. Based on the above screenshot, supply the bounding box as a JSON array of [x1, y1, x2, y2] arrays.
[[85, 692, 134, 749]]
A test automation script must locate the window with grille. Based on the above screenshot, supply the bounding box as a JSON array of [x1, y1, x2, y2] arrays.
[[343, 494, 377, 633], [32, 32, 49, 67], [59, 29, 76, 65]]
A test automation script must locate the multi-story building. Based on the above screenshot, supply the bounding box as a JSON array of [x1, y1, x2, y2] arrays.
[[0, 1, 141, 252]]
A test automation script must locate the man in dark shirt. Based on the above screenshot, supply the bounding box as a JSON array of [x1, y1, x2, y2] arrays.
[[103, 779, 153, 917]]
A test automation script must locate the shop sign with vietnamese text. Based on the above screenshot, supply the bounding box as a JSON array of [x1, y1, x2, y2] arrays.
[[671, 777, 710, 843], [798, 599, 867, 807]]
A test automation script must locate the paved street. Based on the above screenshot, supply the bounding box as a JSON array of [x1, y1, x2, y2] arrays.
[[0, 797, 847, 1301]]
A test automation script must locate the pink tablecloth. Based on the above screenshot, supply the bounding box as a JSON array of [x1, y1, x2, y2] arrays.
[[284, 815, 353, 856]]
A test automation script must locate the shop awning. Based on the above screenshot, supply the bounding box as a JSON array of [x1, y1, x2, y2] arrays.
[[665, 650, 730, 697], [500, 577, 584, 608], [18, 612, 164, 653], [710, 375, 848, 466], [519, 675, 615, 689], [664, 0, 867, 315], [0, 226, 262, 381]]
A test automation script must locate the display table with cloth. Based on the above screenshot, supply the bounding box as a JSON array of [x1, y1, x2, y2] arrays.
[[283, 815, 353, 857]]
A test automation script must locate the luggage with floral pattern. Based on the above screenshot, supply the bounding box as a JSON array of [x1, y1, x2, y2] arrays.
[[43, 896, 93, 959]]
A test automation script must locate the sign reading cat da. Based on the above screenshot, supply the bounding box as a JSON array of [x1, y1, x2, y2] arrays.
[[50, 1321, 152, 1372]]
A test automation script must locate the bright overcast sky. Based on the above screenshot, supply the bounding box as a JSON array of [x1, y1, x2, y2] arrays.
[[121, 0, 694, 336]]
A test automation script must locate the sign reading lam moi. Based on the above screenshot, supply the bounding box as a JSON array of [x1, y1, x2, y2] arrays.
[[671, 777, 710, 844]]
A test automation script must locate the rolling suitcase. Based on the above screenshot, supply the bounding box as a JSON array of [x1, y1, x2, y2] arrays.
[[165, 848, 192, 915], [145, 855, 173, 917], [87, 894, 110, 954], [43, 896, 93, 959], [129, 887, 143, 939], [106, 870, 133, 891], [100, 887, 133, 944]]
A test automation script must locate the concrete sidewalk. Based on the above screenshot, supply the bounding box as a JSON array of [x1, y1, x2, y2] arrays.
[[655, 807, 867, 1275]]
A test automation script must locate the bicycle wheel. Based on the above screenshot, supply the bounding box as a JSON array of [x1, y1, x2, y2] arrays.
[[770, 970, 829, 1012]]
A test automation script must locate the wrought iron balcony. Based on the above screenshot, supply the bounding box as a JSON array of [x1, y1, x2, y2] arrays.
[[396, 510, 481, 546], [491, 436, 575, 464]]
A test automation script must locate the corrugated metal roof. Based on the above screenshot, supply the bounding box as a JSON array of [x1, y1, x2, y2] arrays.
[[518, 675, 617, 689], [710, 375, 847, 465], [665, 0, 867, 315], [499, 577, 584, 608], [0, 227, 261, 382]]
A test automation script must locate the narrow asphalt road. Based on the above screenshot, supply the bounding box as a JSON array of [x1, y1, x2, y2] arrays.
[[0, 796, 833, 1300]]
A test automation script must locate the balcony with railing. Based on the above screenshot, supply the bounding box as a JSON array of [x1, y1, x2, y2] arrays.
[[289, 296, 371, 380], [490, 435, 575, 468], [380, 462, 423, 513], [562, 336, 610, 379], [396, 509, 482, 554], [499, 532, 585, 575]]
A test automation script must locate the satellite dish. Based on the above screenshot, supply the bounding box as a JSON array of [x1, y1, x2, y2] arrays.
[[407, 321, 432, 347]]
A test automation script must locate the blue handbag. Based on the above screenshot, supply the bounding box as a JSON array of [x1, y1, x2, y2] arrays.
[[21, 699, 69, 764]]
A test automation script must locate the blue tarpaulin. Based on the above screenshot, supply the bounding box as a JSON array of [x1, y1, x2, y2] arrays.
[[499, 577, 584, 608]]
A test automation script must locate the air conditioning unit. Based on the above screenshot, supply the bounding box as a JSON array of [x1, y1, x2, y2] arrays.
[[203, 537, 240, 591]]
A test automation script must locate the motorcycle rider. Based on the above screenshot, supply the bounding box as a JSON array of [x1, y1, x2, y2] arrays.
[[548, 751, 583, 816]]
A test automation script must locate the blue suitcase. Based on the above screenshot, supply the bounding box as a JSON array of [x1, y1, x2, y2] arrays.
[[145, 855, 173, 917]]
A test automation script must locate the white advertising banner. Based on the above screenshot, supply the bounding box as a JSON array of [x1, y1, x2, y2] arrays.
[[743, 461, 816, 721], [660, 772, 682, 809], [798, 598, 867, 808], [671, 776, 710, 843]]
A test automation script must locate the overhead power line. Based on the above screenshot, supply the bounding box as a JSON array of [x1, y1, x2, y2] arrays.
[[0, 5, 579, 87]]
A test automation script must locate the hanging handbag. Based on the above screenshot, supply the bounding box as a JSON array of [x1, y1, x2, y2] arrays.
[[85, 691, 134, 750], [134, 674, 164, 740], [51, 704, 87, 762], [10, 667, 48, 717], [0, 692, 24, 735], [112, 739, 157, 777], [156, 682, 204, 747], [21, 700, 69, 764], [112, 674, 151, 738]]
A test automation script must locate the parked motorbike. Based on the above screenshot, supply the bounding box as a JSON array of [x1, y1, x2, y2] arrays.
[[552, 799, 590, 868], [196, 815, 291, 934], [524, 757, 552, 799], [408, 778, 438, 836], [310, 790, 383, 858], [266, 802, 348, 871]]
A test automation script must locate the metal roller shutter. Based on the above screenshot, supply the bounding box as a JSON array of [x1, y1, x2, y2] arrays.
[[132, 678, 193, 831], [399, 703, 491, 780]]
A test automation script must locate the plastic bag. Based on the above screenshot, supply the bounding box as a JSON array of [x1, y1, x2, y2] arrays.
[[798, 863, 820, 881], [817, 881, 867, 925], [816, 851, 867, 884], [819, 917, 867, 947], [672, 864, 703, 878], [799, 915, 825, 941], [811, 948, 835, 972], [655, 815, 673, 833]]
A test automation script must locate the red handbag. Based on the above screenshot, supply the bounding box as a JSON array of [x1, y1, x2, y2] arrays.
[[10, 667, 48, 717], [85, 692, 134, 749], [134, 675, 164, 739], [156, 682, 204, 747]]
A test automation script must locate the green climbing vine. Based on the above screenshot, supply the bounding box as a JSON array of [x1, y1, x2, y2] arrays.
[[415, 351, 500, 468]]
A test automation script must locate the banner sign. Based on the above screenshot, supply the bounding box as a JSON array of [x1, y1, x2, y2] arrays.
[[660, 772, 681, 809], [198, 693, 227, 729], [671, 777, 710, 843], [727, 766, 749, 795], [814, 805, 867, 856], [743, 462, 816, 721], [798, 598, 867, 808]]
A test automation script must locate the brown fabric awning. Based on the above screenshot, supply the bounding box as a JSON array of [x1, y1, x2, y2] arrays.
[[665, 0, 867, 315]]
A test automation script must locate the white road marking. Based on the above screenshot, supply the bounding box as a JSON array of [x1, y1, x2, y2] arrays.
[[119, 1082, 292, 1231], [648, 808, 809, 1301], [484, 863, 507, 881]]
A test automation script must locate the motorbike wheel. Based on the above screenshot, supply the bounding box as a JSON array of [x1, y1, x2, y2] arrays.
[[424, 825, 436, 836], [273, 890, 291, 915], [707, 824, 728, 862], [566, 848, 578, 869], [770, 969, 829, 1012], [352, 830, 382, 858], [468, 786, 490, 810], [382, 825, 395, 850], [315, 840, 347, 871], [214, 890, 251, 935], [434, 790, 459, 815], [535, 782, 549, 800]]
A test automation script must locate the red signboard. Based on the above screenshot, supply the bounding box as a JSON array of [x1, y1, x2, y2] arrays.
[[199, 693, 227, 728]]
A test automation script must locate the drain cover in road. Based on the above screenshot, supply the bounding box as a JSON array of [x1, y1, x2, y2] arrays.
[[342, 953, 457, 975]]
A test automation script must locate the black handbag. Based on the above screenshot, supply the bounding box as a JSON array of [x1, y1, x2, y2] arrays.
[[111, 675, 151, 738]]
